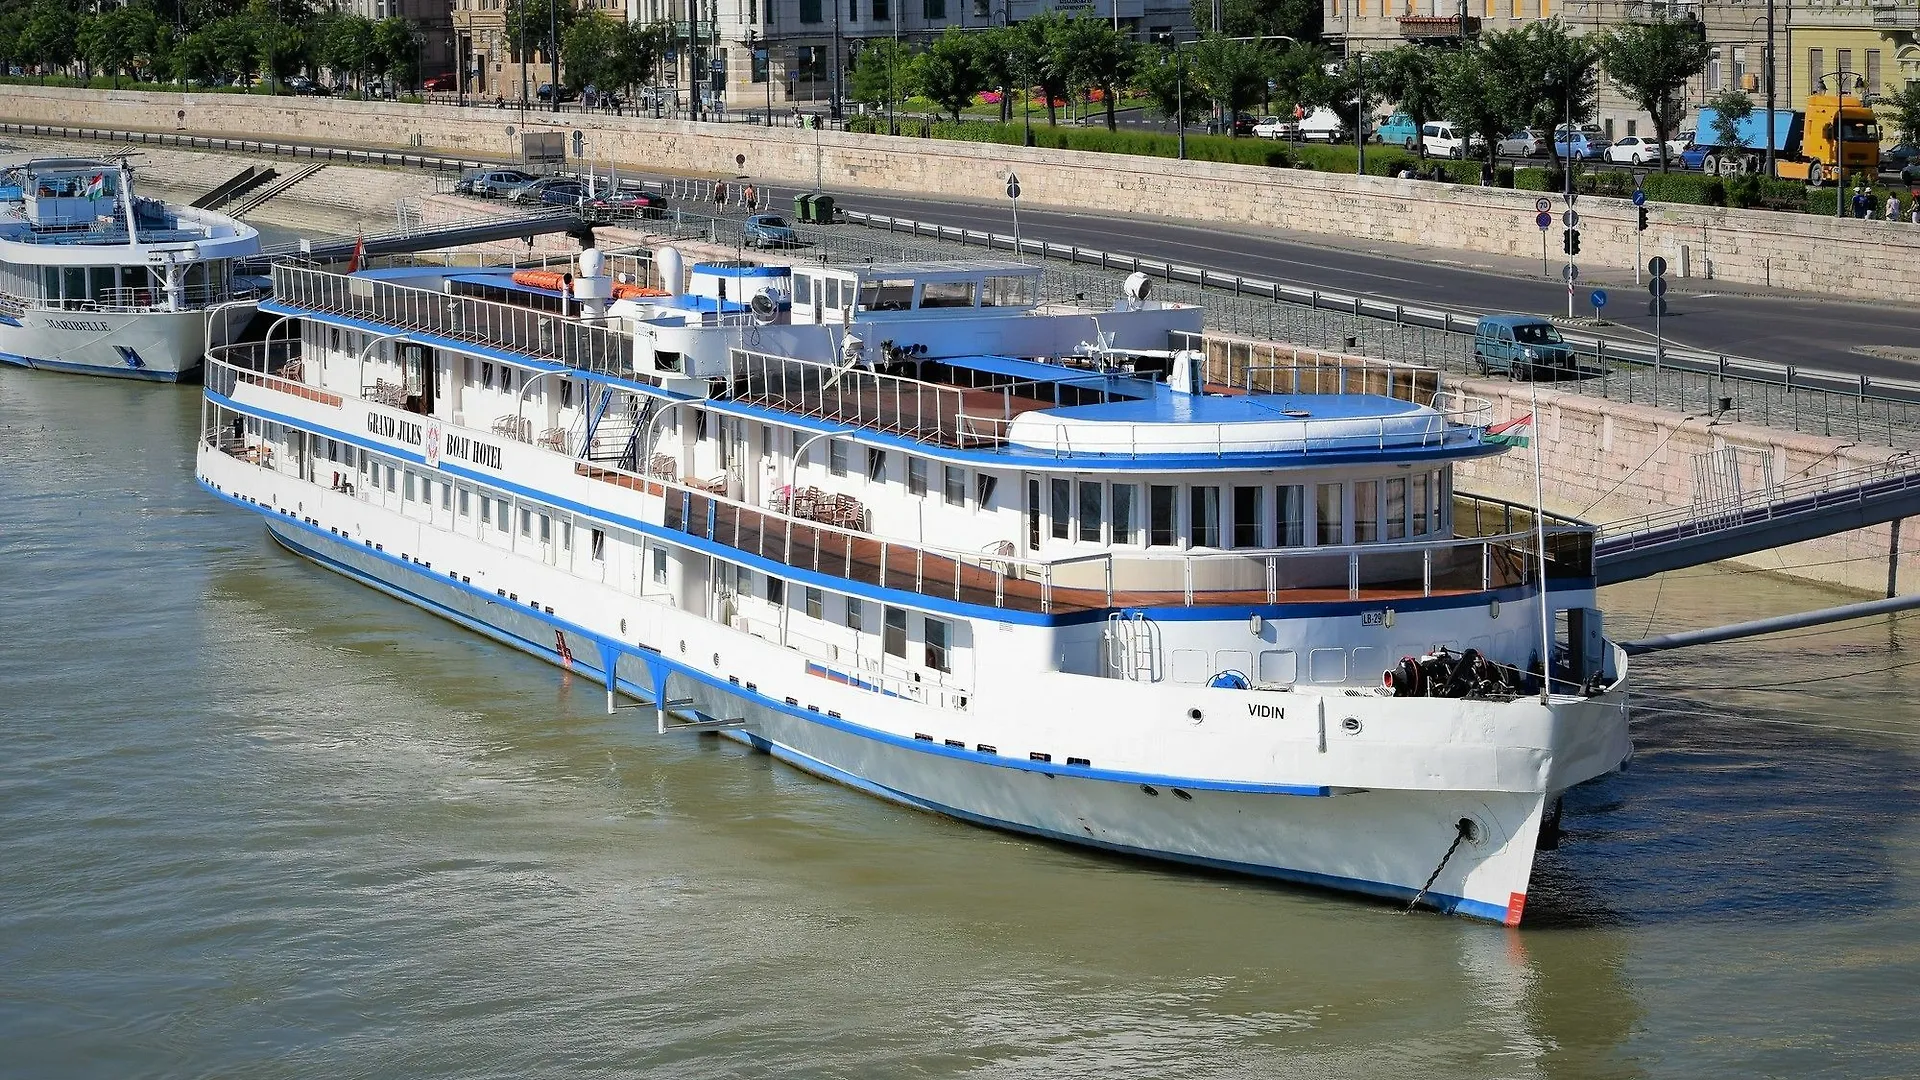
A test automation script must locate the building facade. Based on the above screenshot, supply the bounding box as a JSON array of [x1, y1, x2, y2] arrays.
[[346, 0, 458, 81]]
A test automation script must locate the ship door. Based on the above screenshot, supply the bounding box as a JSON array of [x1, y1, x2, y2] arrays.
[[402, 344, 434, 415], [1025, 474, 1041, 553]]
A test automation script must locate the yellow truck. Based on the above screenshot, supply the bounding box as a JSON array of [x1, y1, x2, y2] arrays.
[[1694, 91, 1880, 185]]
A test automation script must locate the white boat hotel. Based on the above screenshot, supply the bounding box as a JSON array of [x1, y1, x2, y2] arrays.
[[195, 248, 1631, 925], [0, 156, 260, 380]]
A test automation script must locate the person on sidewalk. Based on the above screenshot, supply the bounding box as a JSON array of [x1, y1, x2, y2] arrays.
[[1887, 191, 1903, 223], [1910, 194, 1920, 225], [1851, 185, 1873, 219]]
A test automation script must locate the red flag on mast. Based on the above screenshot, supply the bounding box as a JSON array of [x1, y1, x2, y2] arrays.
[[345, 232, 365, 273]]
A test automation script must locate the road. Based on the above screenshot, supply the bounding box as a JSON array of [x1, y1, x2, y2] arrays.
[[783, 185, 1920, 383]]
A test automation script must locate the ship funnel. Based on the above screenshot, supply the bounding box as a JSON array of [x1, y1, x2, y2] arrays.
[[654, 246, 685, 298]]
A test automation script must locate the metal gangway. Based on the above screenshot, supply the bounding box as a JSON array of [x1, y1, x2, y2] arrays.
[[237, 208, 587, 271], [1594, 453, 1920, 586]]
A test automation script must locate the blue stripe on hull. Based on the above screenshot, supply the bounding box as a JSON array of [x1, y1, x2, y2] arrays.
[[205, 481, 1507, 923], [0, 349, 187, 382]]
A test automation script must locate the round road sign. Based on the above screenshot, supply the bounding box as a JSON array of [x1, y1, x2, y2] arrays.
[[1590, 289, 1608, 309], [1562, 264, 1581, 283], [1535, 211, 1553, 229], [1007, 172, 1021, 200], [1647, 255, 1668, 277], [1535, 197, 1552, 213], [1632, 190, 1647, 207], [1649, 297, 1670, 317], [1648, 276, 1669, 298], [1562, 209, 1580, 228]]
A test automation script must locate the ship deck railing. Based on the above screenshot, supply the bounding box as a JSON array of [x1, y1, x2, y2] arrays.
[[271, 263, 632, 378]]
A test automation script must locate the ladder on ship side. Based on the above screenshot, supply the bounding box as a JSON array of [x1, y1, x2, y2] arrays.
[[1105, 612, 1157, 682], [578, 391, 655, 474]]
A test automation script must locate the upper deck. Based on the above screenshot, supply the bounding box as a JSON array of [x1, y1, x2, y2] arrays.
[[0, 157, 259, 264]]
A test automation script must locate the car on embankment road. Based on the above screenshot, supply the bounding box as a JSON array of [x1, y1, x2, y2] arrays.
[[1252, 116, 1295, 140], [1604, 135, 1661, 165], [1472, 314, 1580, 380], [1375, 112, 1420, 149], [1496, 130, 1542, 157], [743, 213, 799, 248]]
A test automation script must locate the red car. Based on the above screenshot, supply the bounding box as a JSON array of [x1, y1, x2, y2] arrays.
[[423, 72, 459, 92], [585, 191, 671, 219]]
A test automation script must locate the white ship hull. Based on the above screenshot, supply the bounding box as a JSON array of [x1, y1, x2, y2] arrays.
[[201, 445, 1627, 925], [0, 304, 250, 382]]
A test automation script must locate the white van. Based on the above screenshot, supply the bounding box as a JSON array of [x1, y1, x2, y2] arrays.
[[1296, 107, 1348, 143], [1421, 121, 1477, 159]]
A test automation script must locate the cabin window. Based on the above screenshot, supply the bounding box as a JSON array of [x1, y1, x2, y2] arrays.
[[846, 597, 865, 631], [883, 606, 908, 657], [1077, 481, 1103, 543], [829, 439, 849, 476], [592, 528, 606, 561], [560, 380, 573, 408], [1149, 485, 1178, 547], [1190, 486, 1221, 548], [539, 514, 552, 543], [440, 482, 452, 510], [907, 457, 929, 496], [495, 500, 508, 533], [858, 278, 915, 311], [944, 466, 966, 507], [975, 473, 998, 508], [482, 362, 495, 389], [794, 275, 812, 305], [981, 275, 1036, 307], [920, 280, 976, 308], [459, 489, 471, 517], [652, 545, 667, 582], [63, 267, 86, 302], [804, 587, 823, 619], [1277, 485, 1306, 546], [1110, 483, 1137, 545], [403, 472, 416, 501], [1050, 478, 1071, 540], [1233, 486, 1264, 547], [1411, 474, 1430, 535], [1316, 483, 1344, 545], [561, 521, 573, 550], [384, 466, 396, 493], [761, 425, 775, 458], [735, 563, 753, 596], [866, 447, 887, 483], [480, 495, 493, 524], [1385, 478, 1407, 540], [766, 578, 785, 605], [925, 617, 952, 672], [501, 369, 514, 393], [1354, 480, 1380, 543], [520, 508, 533, 537]]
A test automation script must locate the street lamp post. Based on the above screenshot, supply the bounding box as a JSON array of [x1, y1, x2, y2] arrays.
[[546, 0, 560, 113], [1154, 34, 1186, 160]]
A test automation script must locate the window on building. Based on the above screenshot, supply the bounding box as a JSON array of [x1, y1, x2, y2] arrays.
[[873, 0, 889, 18], [883, 606, 907, 657], [1149, 485, 1178, 547], [1050, 477, 1071, 540], [1276, 485, 1306, 546], [829, 439, 849, 476], [804, 587, 823, 619], [1385, 478, 1407, 540], [866, 447, 887, 483], [944, 465, 966, 506], [1354, 480, 1379, 543], [1316, 482, 1344, 545], [1232, 485, 1264, 547], [1110, 483, 1136, 545], [907, 456, 929, 495], [922, 0, 944, 18], [800, 0, 821, 23], [1077, 481, 1103, 543], [1838, 49, 1853, 86], [1868, 49, 1882, 93], [846, 597, 864, 631], [1189, 486, 1221, 548], [925, 617, 951, 673], [1810, 48, 1825, 93]]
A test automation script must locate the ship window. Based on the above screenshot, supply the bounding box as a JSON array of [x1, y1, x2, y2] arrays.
[[1149, 485, 1178, 547], [1385, 478, 1407, 540], [330, 328, 341, 351], [64, 267, 86, 302], [384, 466, 396, 493], [1316, 483, 1344, 545], [1233, 485, 1264, 547], [1190, 486, 1221, 548], [1110, 483, 1136, 544], [1277, 485, 1306, 546], [403, 472, 415, 501], [829, 439, 849, 476], [459, 488, 470, 516], [540, 514, 551, 542], [1354, 480, 1380, 543], [981, 274, 1036, 307], [925, 617, 951, 672], [501, 369, 513, 393], [593, 529, 606, 561], [1050, 478, 1070, 540], [846, 597, 864, 631], [735, 562, 752, 596], [766, 578, 785, 605], [944, 465, 966, 506], [482, 362, 495, 389], [907, 456, 929, 496], [90, 266, 115, 300], [480, 495, 492, 524], [794, 275, 812, 305], [441, 482, 453, 510], [1411, 473, 1430, 534], [920, 280, 976, 308], [866, 447, 887, 483], [560, 380, 573, 408], [1078, 481, 1103, 543], [975, 473, 997, 508], [652, 545, 667, 582], [519, 508, 532, 536], [495, 500, 508, 533], [804, 587, 823, 619], [561, 521, 572, 550], [761, 425, 775, 458], [42, 267, 58, 299], [883, 606, 908, 657]]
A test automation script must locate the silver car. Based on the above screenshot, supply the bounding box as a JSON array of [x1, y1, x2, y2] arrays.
[[1496, 130, 1541, 157]]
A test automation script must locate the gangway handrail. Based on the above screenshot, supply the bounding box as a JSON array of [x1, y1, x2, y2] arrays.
[[1597, 453, 1920, 550]]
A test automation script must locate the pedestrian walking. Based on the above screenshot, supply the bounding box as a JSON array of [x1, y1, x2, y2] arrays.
[[741, 183, 757, 210], [713, 181, 728, 210], [1852, 185, 1872, 219], [1887, 191, 1902, 223]]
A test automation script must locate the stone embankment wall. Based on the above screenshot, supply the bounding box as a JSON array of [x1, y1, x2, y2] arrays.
[[5, 85, 1918, 303]]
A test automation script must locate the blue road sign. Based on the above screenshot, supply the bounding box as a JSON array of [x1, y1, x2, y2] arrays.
[[1632, 190, 1647, 207], [1590, 289, 1608, 309], [1535, 211, 1552, 229]]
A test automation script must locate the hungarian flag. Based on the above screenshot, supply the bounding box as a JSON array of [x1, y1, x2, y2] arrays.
[[345, 232, 365, 273], [85, 172, 106, 197], [1486, 414, 1533, 448]]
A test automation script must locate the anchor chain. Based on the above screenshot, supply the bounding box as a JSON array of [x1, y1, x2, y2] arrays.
[[1404, 818, 1475, 915]]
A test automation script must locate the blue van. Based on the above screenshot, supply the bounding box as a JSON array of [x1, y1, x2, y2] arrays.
[[1376, 113, 1420, 150], [1473, 315, 1579, 379]]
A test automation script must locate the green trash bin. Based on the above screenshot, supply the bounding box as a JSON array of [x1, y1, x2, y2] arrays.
[[792, 192, 814, 223], [812, 194, 835, 223]]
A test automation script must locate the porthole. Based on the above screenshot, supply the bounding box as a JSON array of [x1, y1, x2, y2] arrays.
[[620, 618, 627, 634], [1172, 789, 1193, 801], [713, 652, 721, 666], [1141, 784, 1160, 797], [1187, 707, 1204, 723], [679, 640, 686, 654], [1342, 717, 1362, 734]]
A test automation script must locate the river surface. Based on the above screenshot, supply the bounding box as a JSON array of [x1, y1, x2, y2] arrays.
[[3, 366, 1918, 1079]]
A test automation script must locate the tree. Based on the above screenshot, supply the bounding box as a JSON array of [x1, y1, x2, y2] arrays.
[[1300, 51, 1382, 139], [1704, 88, 1752, 149], [1433, 44, 1523, 171], [849, 38, 911, 112], [79, 4, 164, 86], [1880, 78, 1920, 147], [504, 0, 573, 66], [615, 19, 668, 94], [19, 0, 78, 82], [1486, 19, 1598, 173], [912, 26, 983, 122], [1136, 43, 1205, 126], [974, 24, 1026, 124], [1017, 10, 1072, 126], [1189, 0, 1322, 43], [560, 11, 622, 92], [1266, 41, 1325, 119], [371, 16, 420, 90], [314, 12, 375, 89], [1373, 45, 1442, 131], [1601, 19, 1710, 172], [1188, 33, 1269, 136], [1059, 18, 1135, 131]]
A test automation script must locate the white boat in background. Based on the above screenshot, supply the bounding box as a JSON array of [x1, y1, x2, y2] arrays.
[[0, 157, 261, 381], [196, 250, 1632, 925]]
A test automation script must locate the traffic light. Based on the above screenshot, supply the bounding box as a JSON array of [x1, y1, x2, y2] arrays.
[[1637, 207, 1649, 231], [1561, 228, 1582, 256]]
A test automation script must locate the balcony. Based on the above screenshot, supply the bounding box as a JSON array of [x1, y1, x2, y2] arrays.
[[1872, 0, 1919, 28], [1398, 15, 1479, 40]]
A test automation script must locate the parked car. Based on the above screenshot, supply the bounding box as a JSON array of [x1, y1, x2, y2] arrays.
[[1252, 115, 1295, 140], [586, 190, 670, 218], [1375, 112, 1420, 149], [509, 177, 586, 205], [1604, 135, 1661, 165], [1420, 121, 1480, 159], [423, 72, 459, 92], [1883, 143, 1920, 183], [536, 83, 579, 103], [1677, 143, 1710, 169], [1553, 124, 1612, 160], [456, 168, 538, 197], [1496, 130, 1541, 157], [743, 213, 799, 248], [1473, 315, 1578, 380], [1667, 129, 1695, 158], [1296, 107, 1349, 143]]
